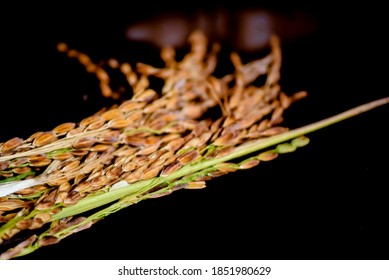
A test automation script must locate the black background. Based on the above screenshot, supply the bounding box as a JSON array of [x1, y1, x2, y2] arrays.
[[1, 1, 388, 260]]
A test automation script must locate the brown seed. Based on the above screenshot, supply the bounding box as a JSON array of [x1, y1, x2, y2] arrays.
[[106, 166, 122, 180], [162, 153, 179, 166], [73, 137, 96, 149], [291, 90, 308, 102], [107, 118, 133, 129], [96, 67, 109, 81], [35, 201, 54, 211], [100, 82, 113, 98], [184, 181, 207, 189], [214, 163, 238, 173], [157, 150, 174, 161], [47, 176, 69, 187], [141, 165, 163, 180], [0, 200, 27, 211], [28, 153, 48, 163], [163, 137, 186, 152], [84, 151, 99, 162], [26, 131, 44, 143], [80, 115, 102, 128], [144, 98, 168, 113], [222, 116, 237, 128], [2, 227, 21, 240], [61, 160, 81, 172], [214, 131, 235, 146], [16, 219, 33, 230], [148, 119, 168, 131], [113, 155, 129, 166], [73, 181, 92, 193], [107, 58, 119, 68], [136, 143, 160, 156], [134, 88, 158, 102], [42, 190, 58, 203], [148, 149, 166, 161], [194, 175, 213, 181], [55, 191, 68, 204], [0, 161, 10, 171], [71, 148, 90, 157], [159, 133, 180, 144], [97, 131, 121, 144], [0, 171, 14, 178], [270, 107, 284, 124], [86, 167, 104, 181], [12, 166, 31, 175], [122, 162, 137, 172], [52, 151, 73, 161], [72, 220, 93, 233], [257, 150, 278, 161], [279, 92, 291, 109], [63, 191, 82, 206], [158, 112, 180, 123], [39, 236, 59, 247], [131, 155, 148, 166], [124, 110, 144, 124], [149, 157, 168, 168], [58, 182, 72, 192], [101, 108, 122, 121], [89, 144, 111, 152], [52, 122, 76, 135], [208, 170, 227, 177], [91, 176, 110, 189], [74, 174, 86, 185], [49, 207, 62, 215], [120, 62, 132, 74], [49, 222, 68, 235], [144, 135, 160, 146], [119, 100, 146, 112], [193, 123, 210, 137], [33, 132, 58, 147], [65, 217, 85, 228], [248, 124, 258, 134], [113, 146, 136, 157], [2, 137, 23, 152], [29, 158, 52, 167], [123, 136, 146, 146], [257, 119, 270, 132], [184, 132, 212, 149], [215, 146, 235, 158], [177, 150, 199, 165], [160, 161, 182, 177], [239, 159, 260, 169], [66, 126, 84, 137], [35, 212, 51, 224], [163, 123, 187, 134], [86, 118, 106, 131], [123, 171, 142, 183]]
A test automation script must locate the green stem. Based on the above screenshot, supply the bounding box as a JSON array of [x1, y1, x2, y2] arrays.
[[53, 97, 389, 220]]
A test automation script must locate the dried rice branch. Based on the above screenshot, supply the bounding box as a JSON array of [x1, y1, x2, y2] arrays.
[[0, 30, 388, 259]]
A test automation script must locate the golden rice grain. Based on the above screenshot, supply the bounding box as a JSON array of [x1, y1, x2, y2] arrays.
[[33, 132, 58, 147], [2, 137, 23, 152]]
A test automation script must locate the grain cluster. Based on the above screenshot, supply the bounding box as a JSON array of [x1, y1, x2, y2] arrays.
[[0, 30, 308, 259]]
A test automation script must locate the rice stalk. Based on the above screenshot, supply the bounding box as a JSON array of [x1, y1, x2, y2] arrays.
[[0, 30, 388, 259]]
